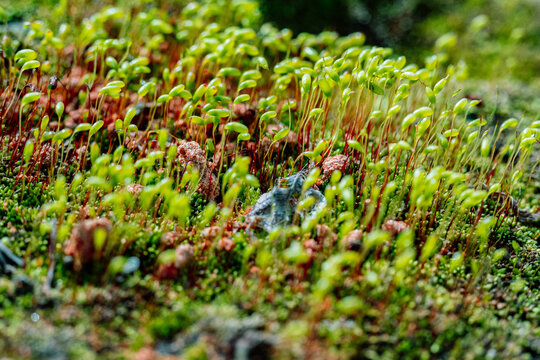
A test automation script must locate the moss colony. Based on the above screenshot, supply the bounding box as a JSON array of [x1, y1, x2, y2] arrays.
[[0, 1, 538, 359]]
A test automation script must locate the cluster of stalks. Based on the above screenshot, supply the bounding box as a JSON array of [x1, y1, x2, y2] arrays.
[[0, 3, 538, 354]]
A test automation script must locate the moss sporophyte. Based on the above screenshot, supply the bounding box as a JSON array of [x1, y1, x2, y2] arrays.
[[0, 0, 538, 358]]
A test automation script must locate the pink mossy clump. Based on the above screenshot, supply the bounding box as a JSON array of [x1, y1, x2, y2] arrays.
[[343, 229, 363, 250], [174, 244, 194, 268], [64, 218, 112, 271], [382, 220, 410, 235], [233, 103, 257, 126], [155, 243, 195, 280], [259, 136, 279, 154], [177, 140, 220, 201], [218, 237, 235, 251], [321, 155, 349, 181], [316, 224, 338, 244], [201, 226, 221, 239], [126, 183, 144, 196], [161, 231, 184, 248], [303, 239, 319, 257], [266, 123, 298, 145]]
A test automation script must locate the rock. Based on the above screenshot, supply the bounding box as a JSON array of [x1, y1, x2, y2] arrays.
[[0, 242, 23, 274], [121, 257, 141, 275], [234, 330, 273, 360], [247, 170, 326, 232]]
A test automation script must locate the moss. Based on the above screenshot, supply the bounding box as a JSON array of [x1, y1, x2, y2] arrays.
[[0, 0, 538, 358]]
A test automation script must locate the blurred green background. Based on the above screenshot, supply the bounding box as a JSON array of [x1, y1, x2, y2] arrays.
[[2, 0, 539, 79], [2, 0, 539, 116], [259, 0, 540, 83], [259, 0, 540, 119]]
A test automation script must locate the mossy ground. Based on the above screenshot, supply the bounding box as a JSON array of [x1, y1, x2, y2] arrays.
[[0, 1, 539, 359]]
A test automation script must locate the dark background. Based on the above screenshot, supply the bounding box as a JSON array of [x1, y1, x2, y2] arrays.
[[258, 0, 456, 48]]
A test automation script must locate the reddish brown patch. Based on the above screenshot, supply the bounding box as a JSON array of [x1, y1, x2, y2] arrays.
[[382, 219, 409, 235], [64, 218, 112, 271], [321, 155, 349, 181], [218, 237, 235, 251]]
